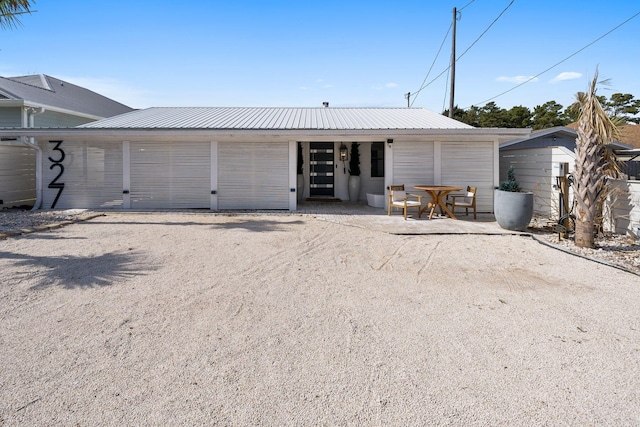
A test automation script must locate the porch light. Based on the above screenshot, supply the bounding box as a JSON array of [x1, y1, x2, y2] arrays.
[[339, 143, 348, 161]]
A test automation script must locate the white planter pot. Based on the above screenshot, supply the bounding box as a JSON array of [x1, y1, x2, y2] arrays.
[[348, 175, 361, 202]]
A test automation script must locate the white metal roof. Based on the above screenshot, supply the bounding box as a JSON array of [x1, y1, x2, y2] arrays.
[[79, 107, 474, 130]]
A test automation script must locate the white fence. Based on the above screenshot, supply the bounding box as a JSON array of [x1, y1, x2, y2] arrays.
[[606, 179, 640, 236], [0, 142, 36, 208]]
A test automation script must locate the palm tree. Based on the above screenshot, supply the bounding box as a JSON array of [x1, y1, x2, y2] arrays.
[[573, 70, 621, 248], [0, 0, 34, 29]]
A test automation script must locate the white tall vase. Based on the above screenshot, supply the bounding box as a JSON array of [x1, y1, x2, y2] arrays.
[[348, 175, 361, 202]]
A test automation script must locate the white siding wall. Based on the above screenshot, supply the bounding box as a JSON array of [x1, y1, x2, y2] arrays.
[[500, 147, 574, 218], [218, 142, 289, 209], [0, 107, 22, 127], [392, 141, 435, 189], [130, 141, 210, 209], [34, 111, 95, 128], [0, 143, 36, 207], [441, 141, 494, 212], [41, 140, 123, 209]]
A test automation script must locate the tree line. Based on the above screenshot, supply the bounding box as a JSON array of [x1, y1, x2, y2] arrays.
[[444, 93, 640, 129]]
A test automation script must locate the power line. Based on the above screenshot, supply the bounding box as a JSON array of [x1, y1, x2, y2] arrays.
[[459, 0, 475, 11], [410, 0, 515, 106], [410, 23, 452, 107], [456, 0, 514, 62], [470, 10, 640, 107]]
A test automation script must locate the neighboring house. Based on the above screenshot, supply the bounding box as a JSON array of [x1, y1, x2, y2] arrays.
[[0, 107, 528, 212], [0, 74, 134, 208], [500, 126, 631, 219]]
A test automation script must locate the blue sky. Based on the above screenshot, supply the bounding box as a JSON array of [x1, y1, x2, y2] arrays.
[[1, 0, 639, 113]]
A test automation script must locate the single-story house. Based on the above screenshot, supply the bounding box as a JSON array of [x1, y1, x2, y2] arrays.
[[0, 74, 134, 208], [500, 126, 631, 218], [0, 107, 529, 211]]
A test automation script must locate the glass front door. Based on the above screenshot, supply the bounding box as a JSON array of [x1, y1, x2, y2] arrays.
[[309, 142, 334, 197]]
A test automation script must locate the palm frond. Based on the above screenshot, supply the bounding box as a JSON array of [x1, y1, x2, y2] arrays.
[[0, 0, 34, 29]]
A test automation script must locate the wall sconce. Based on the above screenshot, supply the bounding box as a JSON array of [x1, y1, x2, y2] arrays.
[[387, 138, 394, 145], [339, 143, 348, 161]]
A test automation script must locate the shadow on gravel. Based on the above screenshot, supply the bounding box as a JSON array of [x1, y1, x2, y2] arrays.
[[209, 219, 305, 232], [0, 250, 157, 290]]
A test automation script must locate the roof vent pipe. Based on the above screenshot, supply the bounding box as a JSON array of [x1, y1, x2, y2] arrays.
[[322, 102, 329, 108]]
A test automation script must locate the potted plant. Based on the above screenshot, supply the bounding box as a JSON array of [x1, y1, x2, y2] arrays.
[[297, 141, 304, 201], [494, 165, 534, 231], [348, 142, 361, 202]]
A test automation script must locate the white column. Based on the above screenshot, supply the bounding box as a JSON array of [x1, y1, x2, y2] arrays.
[[493, 139, 500, 188], [384, 140, 394, 210], [122, 141, 131, 209], [211, 141, 218, 210], [289, 140, 297, 211], [434, 141, 442, 185]]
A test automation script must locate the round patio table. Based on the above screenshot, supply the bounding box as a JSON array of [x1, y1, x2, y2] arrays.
[[413, 185, 462, 219]]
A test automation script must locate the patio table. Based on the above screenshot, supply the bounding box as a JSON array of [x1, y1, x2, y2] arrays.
[[414, 185, 462, 219]]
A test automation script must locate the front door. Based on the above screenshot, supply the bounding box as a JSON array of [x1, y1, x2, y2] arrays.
[[309, 142, 334, 197]]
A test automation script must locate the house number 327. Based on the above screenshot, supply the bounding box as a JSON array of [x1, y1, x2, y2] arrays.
[[48, 140, 65, 209]]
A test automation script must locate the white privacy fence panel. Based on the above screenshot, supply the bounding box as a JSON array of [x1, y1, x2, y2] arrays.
[[42, 140, 123, 209], [218, 142, 289, 209], [442, 141, 494, 212], [607, 179, 640, 235], [130, 141, 210, 209], [0, 143, 36, 208]]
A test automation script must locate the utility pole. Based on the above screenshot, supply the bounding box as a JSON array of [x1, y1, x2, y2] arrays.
[[405, 92, 411, 108], [449, 7, 457, 118]]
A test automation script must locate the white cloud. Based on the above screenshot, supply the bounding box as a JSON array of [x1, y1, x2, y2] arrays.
[[496, 75, 539, 84], [550, 72, 582, 83], [373, 82, 399, 90]]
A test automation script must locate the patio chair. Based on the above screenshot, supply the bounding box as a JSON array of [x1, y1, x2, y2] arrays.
[[445, 186, 477, 219], [388, 185, 423, 220]]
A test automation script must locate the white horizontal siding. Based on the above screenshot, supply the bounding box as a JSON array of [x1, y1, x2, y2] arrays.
[[0, 144, 36, 207], [0, 107, 22, 127], [34, 111, 94, 128], [218, 142, 289, 209], [130, 142, 210, 208], [441, 141, 494, 212], [501, 147, 575, 218], [42, 140, 123, 209], [391, 141, 435, 190]]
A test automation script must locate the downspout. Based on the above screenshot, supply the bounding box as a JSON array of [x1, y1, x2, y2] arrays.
[[23, 107, 45, 210]]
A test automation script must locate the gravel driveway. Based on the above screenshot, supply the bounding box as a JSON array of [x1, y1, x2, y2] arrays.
[[1, 213, 639, 425]]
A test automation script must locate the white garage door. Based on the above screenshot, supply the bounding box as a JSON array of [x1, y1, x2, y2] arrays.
[[218, 142, 289, 209], [130, 142, 210, 209]]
